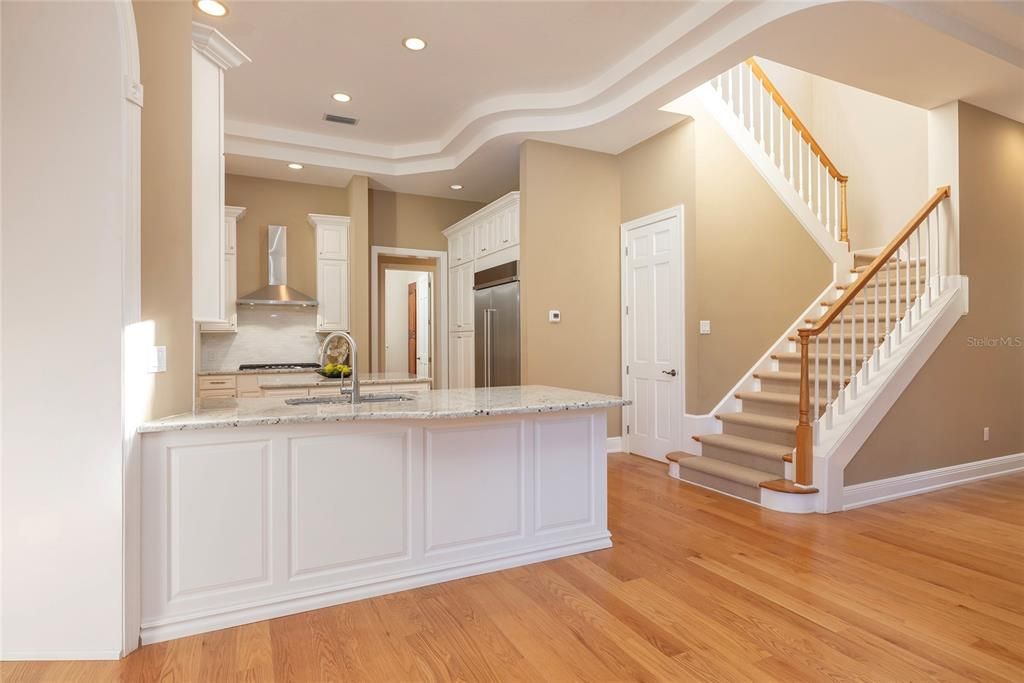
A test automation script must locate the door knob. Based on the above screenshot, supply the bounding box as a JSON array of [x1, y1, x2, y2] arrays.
[[662, 369, 678, 376]]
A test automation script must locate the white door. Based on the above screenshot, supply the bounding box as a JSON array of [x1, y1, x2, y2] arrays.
[[622, 208, 684, 461], [416, 274, 431, 378]]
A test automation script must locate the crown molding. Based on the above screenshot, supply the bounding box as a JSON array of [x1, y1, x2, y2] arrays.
[[307, 213, 352, 229], [192, 22, 251, 71], [224, 205, 247, 220]]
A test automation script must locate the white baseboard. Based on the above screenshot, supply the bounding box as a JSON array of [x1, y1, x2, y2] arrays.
[[1, 649, 123, 661], [842, 452, 1024, 510], [607, 436, 623, 453]]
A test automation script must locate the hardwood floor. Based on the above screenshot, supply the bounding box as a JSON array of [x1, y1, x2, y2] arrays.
[[5, 453, 1023, 682]]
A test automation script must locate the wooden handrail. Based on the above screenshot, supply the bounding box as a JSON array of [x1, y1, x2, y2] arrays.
[[799, 185, 951, 338], [745, 58, 849, 243], [745, 58, 847, 183]]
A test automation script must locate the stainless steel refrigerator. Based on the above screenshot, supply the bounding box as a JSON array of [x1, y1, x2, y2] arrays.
[[474, 262, 521, 388]]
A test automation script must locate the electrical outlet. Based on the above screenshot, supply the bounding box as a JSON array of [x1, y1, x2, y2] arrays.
[[148, 346, 167, 373], [983, 427, 990, 442], [549, 310, 561, 323], [699, 320, 711, 335]]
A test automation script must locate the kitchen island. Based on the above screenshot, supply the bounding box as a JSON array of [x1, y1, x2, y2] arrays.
[[139, 386, 628, 644]]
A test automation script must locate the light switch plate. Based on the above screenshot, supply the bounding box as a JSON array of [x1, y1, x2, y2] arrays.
[[148, 346, 167, 373], [699, 320, 711, 335], [549, 310, 561, 323]]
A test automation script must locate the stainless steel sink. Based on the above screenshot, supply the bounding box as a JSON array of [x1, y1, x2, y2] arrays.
[[285, 393, 415, 406]]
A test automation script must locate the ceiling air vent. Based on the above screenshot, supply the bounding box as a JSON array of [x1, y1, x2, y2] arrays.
[[324, 113, 359, 126]]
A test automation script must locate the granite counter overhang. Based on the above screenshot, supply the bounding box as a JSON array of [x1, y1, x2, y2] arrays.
[[139, 385, 630, 433]]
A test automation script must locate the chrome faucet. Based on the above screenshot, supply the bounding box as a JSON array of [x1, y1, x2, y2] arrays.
[[318, 331, 360, 404]]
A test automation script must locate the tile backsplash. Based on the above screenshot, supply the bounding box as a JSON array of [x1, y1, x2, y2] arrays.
[[200, 306, 321, 371]]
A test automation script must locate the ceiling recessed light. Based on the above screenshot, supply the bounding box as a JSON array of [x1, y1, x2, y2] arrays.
[[450, 184, 463, 190], [287, 163, 303, 170], [331, 92, 351, 103], [194, 0, 229, 17], [403, 37, 427, 51]]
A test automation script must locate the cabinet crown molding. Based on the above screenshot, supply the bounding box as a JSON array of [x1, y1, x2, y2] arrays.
[[307, 213, 352, 228], [442, 191, 519, 237], [192, 22, 251, 71], [225, 205, 247, 220]]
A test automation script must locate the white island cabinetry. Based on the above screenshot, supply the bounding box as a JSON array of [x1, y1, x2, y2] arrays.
[[139, 386, 623, 644]]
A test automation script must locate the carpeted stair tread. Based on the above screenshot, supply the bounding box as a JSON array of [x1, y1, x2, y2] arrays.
[[673, 454, 777, 488], [697, 433, 793, 461], [715, 411, 797, 432]]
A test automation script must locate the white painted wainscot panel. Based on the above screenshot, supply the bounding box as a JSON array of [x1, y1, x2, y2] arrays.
[[141, 411, 610, 643]]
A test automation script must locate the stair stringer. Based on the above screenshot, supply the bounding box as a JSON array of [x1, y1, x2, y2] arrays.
[[696, 83, 853, 275], [813, 276, 970, 512]]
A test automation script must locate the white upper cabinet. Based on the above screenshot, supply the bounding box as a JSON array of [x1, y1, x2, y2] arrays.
[[443, 192, 520, 271], [200, 206, 246, 333], [308, 214, 352, 332], [191, 23, 250, 323]]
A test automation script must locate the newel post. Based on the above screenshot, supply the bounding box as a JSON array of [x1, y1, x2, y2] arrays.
[[795, 332, 814, 486], [839, 179, 850, 245]]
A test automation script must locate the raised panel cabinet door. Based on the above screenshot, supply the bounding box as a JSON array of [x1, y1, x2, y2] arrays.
[[317, 259, 349, 331], [474, 219, 493, 257], [460, 333, 475, 388], [317, 223, 349, 261], [459, 265, 475, 331], [458, 228, 475, 264], [448, 267, 462, 332]]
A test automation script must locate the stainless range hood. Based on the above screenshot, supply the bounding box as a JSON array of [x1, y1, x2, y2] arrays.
[[237, 224, 317, 306]]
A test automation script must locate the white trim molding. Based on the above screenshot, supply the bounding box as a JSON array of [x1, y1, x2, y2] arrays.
[[843, 452, 1024, 511], [369, 246, 449, 386], [606, 437, 623, 454], [191, 22, 251, 70]]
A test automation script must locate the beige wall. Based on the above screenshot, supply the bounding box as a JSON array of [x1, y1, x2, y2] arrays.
[[370, 189, 483, 251], [845, 103, 1024, 484], [347, 175, 371, 359], [519, 141, 623, 436], [617, 104, 831, 414], [225, 174, 348, 300], [760, 59, 930, 251], [137, 1, 193, 419]]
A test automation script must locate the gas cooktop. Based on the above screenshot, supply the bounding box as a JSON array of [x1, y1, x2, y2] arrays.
[[238, 362, 321, 371]]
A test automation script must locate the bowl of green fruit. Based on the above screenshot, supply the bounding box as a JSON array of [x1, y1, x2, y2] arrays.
[[318, 363, 352, 379]]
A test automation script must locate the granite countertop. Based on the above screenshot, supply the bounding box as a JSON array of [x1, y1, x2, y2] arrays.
[[198, 368, 431, 387], [139, 385, 630, 433]]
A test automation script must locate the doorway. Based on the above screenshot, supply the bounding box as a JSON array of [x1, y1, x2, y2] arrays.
[[620, 206, 685, 461], [371, 247, 448, 385], [382, 269, 432, 376]]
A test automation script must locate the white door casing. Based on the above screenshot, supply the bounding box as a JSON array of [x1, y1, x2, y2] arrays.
[[417, 273, 431, 378], [620, 207, 685, 462]]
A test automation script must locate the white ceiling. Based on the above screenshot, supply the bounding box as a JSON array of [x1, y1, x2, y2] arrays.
[[209, 1, 1024, 202]]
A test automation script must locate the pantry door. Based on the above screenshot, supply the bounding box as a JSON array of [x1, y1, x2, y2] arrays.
[[621, 207, 684, 461]]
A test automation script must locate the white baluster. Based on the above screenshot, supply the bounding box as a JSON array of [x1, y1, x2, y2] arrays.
[[896, 257, 903, 344], [814, 335, 820, 445], [817, 163, 823, 223], [826, 329, 833, 429], [748, 66, 756, 132], [759, 76, 765, 150], [937, 208, 943, 295], [838, 313, 845, 414], [798, 138, 804, 199], [850, 300, 857, 400], [862, 292, 869, 385], [769, 96, 775, 164], [915, 228, 922, 321], [873, 275, 880, 372], [926, 213, 934, 307], [788, 119, 794, 182]]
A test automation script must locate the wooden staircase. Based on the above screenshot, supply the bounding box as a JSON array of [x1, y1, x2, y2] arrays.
[[672, 252, 928, 504]]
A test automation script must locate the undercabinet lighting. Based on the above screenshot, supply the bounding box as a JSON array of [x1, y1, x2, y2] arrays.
[[332, 92, 352, 103], [403, 37, 427, 51], [288, 163, 303, 170], [450, 184, 463, 190], [194, 0, 228, 17]]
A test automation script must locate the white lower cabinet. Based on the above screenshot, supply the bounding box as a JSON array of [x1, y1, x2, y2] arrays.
[[449, 263, 475, 332], [449, 332, 475, 389]]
